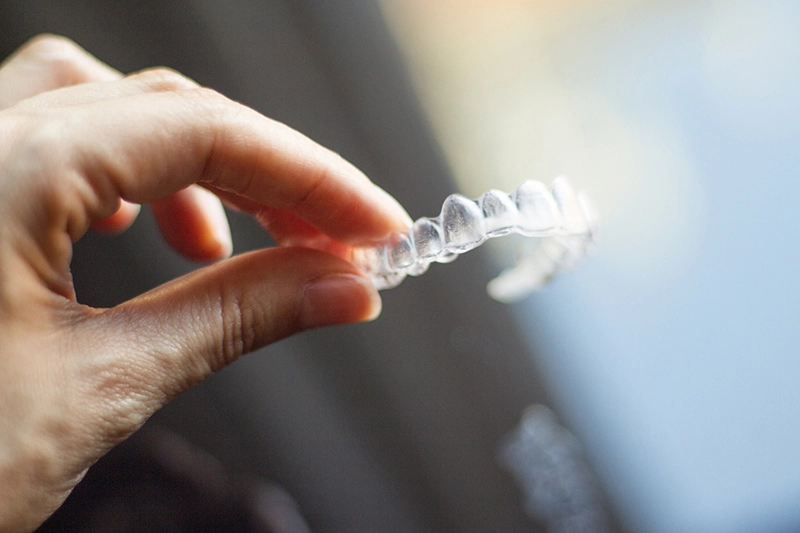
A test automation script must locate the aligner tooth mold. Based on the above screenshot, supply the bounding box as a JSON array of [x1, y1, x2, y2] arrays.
[[350, 176, 597, 302]]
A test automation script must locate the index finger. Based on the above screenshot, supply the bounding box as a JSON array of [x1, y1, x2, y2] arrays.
[[62, 87, 411, 245]]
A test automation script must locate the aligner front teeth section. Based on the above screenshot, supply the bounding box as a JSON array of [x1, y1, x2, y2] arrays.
[[351, 177, 597, 301]]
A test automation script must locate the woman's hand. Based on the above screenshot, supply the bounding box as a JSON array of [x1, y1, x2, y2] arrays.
[[0, 35, 410, 532]]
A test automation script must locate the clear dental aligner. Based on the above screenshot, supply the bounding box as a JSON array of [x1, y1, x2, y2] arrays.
[[350, 177, 597, 303]]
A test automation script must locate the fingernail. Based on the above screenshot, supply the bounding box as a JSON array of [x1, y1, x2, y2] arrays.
[[302, 274, 382, 329]]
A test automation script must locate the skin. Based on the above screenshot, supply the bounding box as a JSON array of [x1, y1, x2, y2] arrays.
[[0, 35, 411, 532]]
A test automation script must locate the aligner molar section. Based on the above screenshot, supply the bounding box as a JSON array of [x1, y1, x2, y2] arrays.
[[578, 191, 600, 244], [513, 180, 559, 235], [551, 176, 589, 235], [480, 189, 518, 237], [441, 194, 485, 252]]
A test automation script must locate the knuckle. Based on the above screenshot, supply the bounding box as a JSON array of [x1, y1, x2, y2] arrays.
[[218, 290, 254, 368], [174, 87, 239, 169], [20, 34, 81, 59], [11, 116, 71, 173], [290, 157, 333, 214], [176, 86, 230, 114], [127, 67, 199, 92], [17, 34, 90, 85]]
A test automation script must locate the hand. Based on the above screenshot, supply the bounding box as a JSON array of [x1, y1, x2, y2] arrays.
[[0, 35, 411, 532]]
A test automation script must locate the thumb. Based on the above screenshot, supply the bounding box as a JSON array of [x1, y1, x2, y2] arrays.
[[91, 247, 380, 404], [6, 247, 379, 532]]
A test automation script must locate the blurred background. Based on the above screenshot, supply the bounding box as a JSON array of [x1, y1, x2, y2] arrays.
[[1, 1, 798, 532], [382, 1, 800, 532]]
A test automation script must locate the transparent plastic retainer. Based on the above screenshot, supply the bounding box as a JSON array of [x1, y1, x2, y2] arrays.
[[350, 177, 598, 303]]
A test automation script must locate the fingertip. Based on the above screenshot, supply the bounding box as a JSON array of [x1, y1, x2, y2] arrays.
[[151, 186, 233, 262], [194, 186, 233, 260], [91, 200, 141, 234], [301, 273, 382, 329]]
